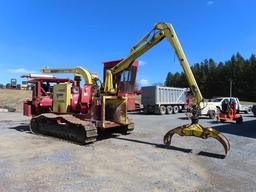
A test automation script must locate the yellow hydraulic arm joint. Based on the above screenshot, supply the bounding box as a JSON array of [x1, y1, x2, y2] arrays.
[[41, 67, 98, 85], [104, 22, 230, 156]]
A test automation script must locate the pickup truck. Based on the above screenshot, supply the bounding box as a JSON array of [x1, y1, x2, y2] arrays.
[[200, 97, 251, 119]]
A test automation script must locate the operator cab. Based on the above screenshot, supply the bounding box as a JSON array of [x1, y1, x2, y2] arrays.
[[103, 59, 138, 94], [103, 59, 139, 111]]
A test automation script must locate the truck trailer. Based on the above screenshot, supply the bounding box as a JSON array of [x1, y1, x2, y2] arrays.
[[142, 85, 188, 115]]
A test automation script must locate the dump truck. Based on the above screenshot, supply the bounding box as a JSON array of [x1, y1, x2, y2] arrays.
[[142, 86, 188, 115]]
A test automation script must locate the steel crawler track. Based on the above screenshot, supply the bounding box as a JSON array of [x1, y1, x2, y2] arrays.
[[30, 113, 97, 144]]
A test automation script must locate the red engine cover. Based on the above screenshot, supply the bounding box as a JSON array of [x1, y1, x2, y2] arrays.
[[70, 85, 93, 114]]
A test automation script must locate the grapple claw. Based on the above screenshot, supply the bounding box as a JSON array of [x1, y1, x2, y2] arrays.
[[163, 123, 230, 155]]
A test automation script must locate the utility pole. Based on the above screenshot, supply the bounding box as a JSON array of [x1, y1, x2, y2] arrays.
[[229, 79, 232, 97]]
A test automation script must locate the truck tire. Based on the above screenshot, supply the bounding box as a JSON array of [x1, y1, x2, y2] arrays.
[[178, 106, 183, 113], [7, 107, 16, 112], [143, 107, 148, 114], [173, 105, 179, 114], [208, 111, 215, 119], [220, 119, 226, 123], [158, 106, 166, 115], [166, 106, 173, 114], [236, 116, 243, 124], [6, 83, 10, 89]]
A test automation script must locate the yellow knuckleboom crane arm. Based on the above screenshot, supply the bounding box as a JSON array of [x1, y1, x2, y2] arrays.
[[104, 22, 230, 155], [41, 67, 99, 84]]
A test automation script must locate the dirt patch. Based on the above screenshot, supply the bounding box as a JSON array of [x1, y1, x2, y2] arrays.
[[0, 89, 31, 112]]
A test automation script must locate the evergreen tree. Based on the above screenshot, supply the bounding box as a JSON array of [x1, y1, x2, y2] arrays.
[[164, 53, 256, 101]]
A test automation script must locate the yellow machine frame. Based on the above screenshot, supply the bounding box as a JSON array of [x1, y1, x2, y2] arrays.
[[41, 67, 98, 85], [103, 22, 230, 155]]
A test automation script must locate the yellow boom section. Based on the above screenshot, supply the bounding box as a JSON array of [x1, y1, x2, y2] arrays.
[[104, 22, 230, 155], [41, 67, 98, 85], [104, 22, 203, 107]]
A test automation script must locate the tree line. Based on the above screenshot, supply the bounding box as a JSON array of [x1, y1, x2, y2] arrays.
[[165, 53, 256, 101]]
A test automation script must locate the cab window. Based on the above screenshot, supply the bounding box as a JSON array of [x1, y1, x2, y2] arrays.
[[230, 98, 236, 104]]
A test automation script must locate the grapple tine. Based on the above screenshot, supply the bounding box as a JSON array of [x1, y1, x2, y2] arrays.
[[163, 123, 230, 156], [205, 127, 230, 155]]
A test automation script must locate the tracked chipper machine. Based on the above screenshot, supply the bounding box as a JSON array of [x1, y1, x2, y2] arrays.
[[24, 68, 134, 144], [24, 22, 230, 155]]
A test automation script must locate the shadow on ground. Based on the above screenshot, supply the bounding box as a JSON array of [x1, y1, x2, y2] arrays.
[[115, 137, 226, 159], [178, 116, 212, 120], [128, 112, 160, 116], [9, 123, 31, 133], [8, 122, 227, 159], [211, 119, 256, 139]]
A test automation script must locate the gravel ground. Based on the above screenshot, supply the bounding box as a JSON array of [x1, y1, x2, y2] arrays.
[[0, 112, 255, 192]]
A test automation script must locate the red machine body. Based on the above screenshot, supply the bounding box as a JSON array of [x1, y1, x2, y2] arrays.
[[103, 59, 139, 111], [25, 59, 140, 117], [23, 76, 96, 117], [216, 102, 243, 124], [69, 75, 93, 114], [23, 77, 71, 116]]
